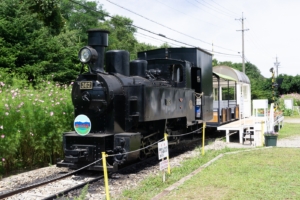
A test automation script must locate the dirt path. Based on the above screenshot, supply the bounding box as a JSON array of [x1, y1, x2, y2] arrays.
[[277, 135, 300, 147], [283, 118, 300, 123]]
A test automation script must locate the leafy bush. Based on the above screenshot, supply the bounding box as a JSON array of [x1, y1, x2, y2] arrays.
[[279, 93, 300, 116], [283, 109, 293, 116], [0, 72, 73, 175], [280, 93, 300, 103]]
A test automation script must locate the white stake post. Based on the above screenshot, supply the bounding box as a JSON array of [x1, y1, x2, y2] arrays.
[[158, 134, 170, 183]]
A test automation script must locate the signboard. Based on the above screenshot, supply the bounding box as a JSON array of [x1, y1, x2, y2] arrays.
[[74, 114, 91, 136], [158, 140, 169, 160], [159, 160, 168, 171], [284, 99, 293, 109]]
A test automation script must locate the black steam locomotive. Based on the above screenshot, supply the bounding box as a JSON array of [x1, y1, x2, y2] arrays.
[[57, 29, 213, 171]]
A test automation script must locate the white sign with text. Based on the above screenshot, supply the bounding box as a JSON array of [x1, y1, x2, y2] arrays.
[[159, 159, 168, 171], [158, 140, 169, 160]]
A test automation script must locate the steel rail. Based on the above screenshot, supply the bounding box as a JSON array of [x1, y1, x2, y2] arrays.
[[0, 171, 76, 199], [0, 158, 103, 199], [42, 175, 104, 200]]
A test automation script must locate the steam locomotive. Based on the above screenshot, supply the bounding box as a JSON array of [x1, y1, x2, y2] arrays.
[[56, 29, 213, 171]]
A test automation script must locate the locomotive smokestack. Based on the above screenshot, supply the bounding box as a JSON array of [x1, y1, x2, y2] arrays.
[[87, 29, 109, 73]]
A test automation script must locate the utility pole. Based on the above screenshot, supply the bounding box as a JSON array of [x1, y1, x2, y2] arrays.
[[236, 12, 249, 74], [274, 56, 280, 77]]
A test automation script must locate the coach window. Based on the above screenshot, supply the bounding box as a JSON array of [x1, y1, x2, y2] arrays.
[[171, 64, 183, 83]]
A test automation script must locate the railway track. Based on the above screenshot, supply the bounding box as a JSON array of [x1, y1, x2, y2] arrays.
[[0, 156, 158, 200], [0, 158, 105, 200], [0, 138, 206, 200], [3, 173, 101, 200]]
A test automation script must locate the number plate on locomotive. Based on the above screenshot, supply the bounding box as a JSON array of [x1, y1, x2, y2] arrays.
[[80, 81, 93, 89]]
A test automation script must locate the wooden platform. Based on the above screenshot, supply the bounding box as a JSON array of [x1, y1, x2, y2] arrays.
[[217, 117, 257, 144], [217, 116, 285, 145]]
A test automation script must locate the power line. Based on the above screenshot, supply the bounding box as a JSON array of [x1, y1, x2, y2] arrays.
[[246, 19, 274, 58], [69, 0, 195, 47], [135, 32, 180, 47], [210, 0, 239, 16], [106, 0, 239, 53], [69, 0, 240, 57], [244, 56, 251, 63], [107, 0, 207, 43], [154, 0, 227, 29], [215, 54, 242, 59], [136, 27, 240, 57], [186, 0, 234, 24], [246, 32, 262, 51], [194, 0, 236, 18]]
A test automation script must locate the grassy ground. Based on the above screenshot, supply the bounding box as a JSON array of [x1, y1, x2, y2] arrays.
[[278, 123, 300, 139], [118, 119, 300, 200], [118, 148, 243, 200], [165, 148, 300, 200], [278, 116, 300, 139]]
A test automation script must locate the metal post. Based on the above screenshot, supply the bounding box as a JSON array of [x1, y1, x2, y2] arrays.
[[202, 122, 206, 155], [164, 133, 171, 174], [242, 15, 245, 74], [102, 152, 110, 200], [274, 56, 280, 78]]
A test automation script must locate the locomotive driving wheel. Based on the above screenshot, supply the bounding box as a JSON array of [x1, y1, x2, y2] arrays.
[[139, 132, 158, 160]]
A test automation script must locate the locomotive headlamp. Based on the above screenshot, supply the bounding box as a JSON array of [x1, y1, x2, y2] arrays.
[[78, 46, 98, 63]]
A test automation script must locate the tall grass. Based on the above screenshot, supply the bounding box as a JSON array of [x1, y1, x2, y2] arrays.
[[0, 72, 74, 176]]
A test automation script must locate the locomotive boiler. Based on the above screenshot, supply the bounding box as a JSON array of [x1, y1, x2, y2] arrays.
[[57, 29, 213, 171]]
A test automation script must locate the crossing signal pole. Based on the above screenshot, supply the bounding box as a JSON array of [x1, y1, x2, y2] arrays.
[[274, 56, 280, 77], [236, 12, 249, 74], [270, 67, 278, 111]]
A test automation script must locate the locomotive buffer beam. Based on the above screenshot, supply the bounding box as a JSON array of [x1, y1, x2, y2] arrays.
[[64, 145, 96, 163]]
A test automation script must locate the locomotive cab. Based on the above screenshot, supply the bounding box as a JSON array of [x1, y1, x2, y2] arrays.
[[138, 47, 213, 121]]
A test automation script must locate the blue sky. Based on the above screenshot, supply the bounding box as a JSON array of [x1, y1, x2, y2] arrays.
[[97, 0, 300, 78]]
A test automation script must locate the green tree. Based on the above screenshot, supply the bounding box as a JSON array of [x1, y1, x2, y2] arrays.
[[212, 58, 218, 66], [290, 75, 300, 93], [101, 15, 138, 59], [60, 0, 107, 44], [0, 0, 44, 71], [26, 0, 65, 35], [278, 74, 293, 94], [0, 0, 81, 83], [276, 74, 300, 95], [160, 43, 171, 48]]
